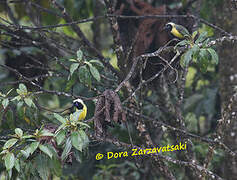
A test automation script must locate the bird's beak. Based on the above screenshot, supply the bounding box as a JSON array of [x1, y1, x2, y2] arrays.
[[162, 26, 168, 31]]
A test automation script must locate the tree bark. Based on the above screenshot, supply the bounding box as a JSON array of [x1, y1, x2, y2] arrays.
[[218, 1, 237, 178]]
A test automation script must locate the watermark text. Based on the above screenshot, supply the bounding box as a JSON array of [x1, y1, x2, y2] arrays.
[[95, 142, 187, 160]]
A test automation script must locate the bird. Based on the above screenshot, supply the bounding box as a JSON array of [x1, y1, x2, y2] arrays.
[[163, 22, 191, 39], [73, 98, 87, 121]]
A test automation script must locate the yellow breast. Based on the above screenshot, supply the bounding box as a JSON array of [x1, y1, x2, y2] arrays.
[[171, 27, 184, 39], [78, 105, 87, 121]]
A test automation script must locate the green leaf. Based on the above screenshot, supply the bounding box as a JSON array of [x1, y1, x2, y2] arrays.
[[195, 31, 208, 44], [3, 138, 18, 150], [88, 63, 101, 82], [55, 124, 66, 135], [79, 65, 91, 86], [191, 44, 200, 59], [199, 49, 209, 60], [22, 135, 34, 139], [15, 128, 23, 137], [24, 97, 33, 107], [19, 83, 27, 92], [202, 38, 210, 48], [61, 138, 72, 161], [71, 131, 83, 151], [7, 169, 12, 179], [55, 129, 66, 145], [47, 144, 57, 157], [89, 60, 104, 68], [30, 142, 40, 154], [76, 49, 83, 60], [16, 89, 23, 95], [2, 98, 9, 109], [39, 129, 54, 137], [69, 58, 77, 62], [207, 48, 219, 64], [39, 144, 53, 158], [22, 145, 34, 158], [199, 57, 208, 72], [5, 152, 15, 170], [54, 113, 66, 124], [14, 159, 20, 172], [175, 40, 188, 48], [79, 130, 89, 148], [198, 49, 209, 72], [0, 150, 8, 155], [180, 48, 193, 68], [70, 63, 79, 76], [77, 121, 91, 128], [78, 65, 87, 83], [0, 91, 5, 97], [20, 150, 30, 159], [192, 31, 198, 39], [11, 95, 21, 101], [73, 150, 82, 163]]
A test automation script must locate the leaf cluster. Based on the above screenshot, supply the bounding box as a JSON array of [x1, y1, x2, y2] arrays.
[[178, 31, 219, 72], [69, 49, 104, 88], [0, 84, 90, 178]]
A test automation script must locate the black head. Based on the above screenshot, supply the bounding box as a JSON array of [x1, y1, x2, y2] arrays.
[[163, 23, 172, 32], [73, 101, 84, 110]]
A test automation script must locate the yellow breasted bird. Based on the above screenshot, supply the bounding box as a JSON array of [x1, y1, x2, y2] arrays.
[[163, 22, 191, 39], [73, 98, 87, 121]]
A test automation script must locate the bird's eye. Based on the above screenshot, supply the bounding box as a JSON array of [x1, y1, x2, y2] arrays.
[[164, 24, 172, 31], [167, 24, 172, 31], [73, 102, 83, 110]]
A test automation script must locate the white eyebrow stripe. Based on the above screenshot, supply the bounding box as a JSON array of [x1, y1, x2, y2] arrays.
[[73, 98, 84, 104]]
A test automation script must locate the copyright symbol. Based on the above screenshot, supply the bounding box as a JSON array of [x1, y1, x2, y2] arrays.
[[96, 153, 104, 160]]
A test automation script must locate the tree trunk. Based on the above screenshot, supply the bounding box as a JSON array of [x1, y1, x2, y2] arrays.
[[218, 1, 237, 178]]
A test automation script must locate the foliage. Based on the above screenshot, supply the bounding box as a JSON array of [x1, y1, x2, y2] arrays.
[[178, 31, 219, 72], [0, 87, 90, 178], [69, 49, 104, 87]]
